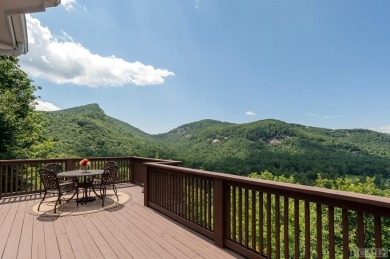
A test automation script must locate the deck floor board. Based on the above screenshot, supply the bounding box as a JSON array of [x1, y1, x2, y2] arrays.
[[0, 184, 242, 259]]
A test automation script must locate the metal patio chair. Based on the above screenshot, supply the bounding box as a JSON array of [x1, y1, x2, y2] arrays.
[[38, 168, 78, 213]]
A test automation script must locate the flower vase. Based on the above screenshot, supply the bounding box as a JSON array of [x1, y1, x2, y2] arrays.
[[83, 166, 88, 173]]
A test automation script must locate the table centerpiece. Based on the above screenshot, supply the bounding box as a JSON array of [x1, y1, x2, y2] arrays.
[[79, 158, 90, 172]]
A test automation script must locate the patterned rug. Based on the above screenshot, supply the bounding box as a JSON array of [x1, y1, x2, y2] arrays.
[[29, 190, 131, 217]]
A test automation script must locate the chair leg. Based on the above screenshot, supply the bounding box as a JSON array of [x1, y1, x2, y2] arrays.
[[66, 189, 77, 203], [54, 194, 61, 213], [38, 191, 47, 212], [112, 183, 118, 201], [101, 187, 105, 207], [76, 189, 79, 207]]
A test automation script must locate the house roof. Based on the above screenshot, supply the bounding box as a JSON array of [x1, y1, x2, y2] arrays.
[[0, 0, 60, 56]]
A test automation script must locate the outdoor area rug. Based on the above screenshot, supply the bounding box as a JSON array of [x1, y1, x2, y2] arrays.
[[28, 190, 131, 217]]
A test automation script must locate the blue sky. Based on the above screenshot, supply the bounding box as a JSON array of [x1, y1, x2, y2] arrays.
[[21, 0, 390, 134]]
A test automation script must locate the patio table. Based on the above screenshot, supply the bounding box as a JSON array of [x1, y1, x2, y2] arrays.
[[58, 169, 104, 204]]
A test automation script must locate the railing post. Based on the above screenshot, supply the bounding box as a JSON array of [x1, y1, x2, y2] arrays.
[[66, 159, 74, 171], [130, 157, 135, 183], [144, 164, 149, 207], [214, 178, 225, 247]]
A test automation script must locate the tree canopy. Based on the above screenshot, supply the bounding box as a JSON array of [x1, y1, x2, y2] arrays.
[[0, 56, 50, 159]]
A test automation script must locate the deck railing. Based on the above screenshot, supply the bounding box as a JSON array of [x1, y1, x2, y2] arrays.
[[0, 156, 181, 198], [0, 157, 135, 198], [144, 162, 390, 259], [1, 156, 390, 258]]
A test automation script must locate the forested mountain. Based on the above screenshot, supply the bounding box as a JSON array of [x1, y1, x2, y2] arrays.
[[43, 104, 165, 158], [156, 119, 390, 185], [42, 104, 390, 186]]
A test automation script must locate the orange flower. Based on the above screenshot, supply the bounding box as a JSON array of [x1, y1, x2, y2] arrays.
[[79, 158, 90, 167]]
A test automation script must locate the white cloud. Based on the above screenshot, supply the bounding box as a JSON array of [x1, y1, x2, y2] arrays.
[[245, 111, 256, 116], [195, 0, 200, 9], [20, 15, 174, 87], [34, 101, 61, 111], [61, 0, 76, 11], [371, 125, 390, 134], [323, 115, 344, 119], [305, 112, 318, 117]]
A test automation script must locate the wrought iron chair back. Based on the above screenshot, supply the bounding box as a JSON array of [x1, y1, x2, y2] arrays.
[[43, 163, 63, 174], [39, 168, 60, 191], [103, 161, 118, 169], [38, 168, 77, 213], [96, 165, 119, 206]]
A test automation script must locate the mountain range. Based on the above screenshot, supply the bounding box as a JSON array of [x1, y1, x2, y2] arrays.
[[43, 103, 390, 185]]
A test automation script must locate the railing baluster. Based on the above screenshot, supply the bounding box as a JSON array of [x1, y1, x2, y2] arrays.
[[245, 188, 249, 248], [150, 170, 153, 203], [294, 199, 299, 259], [275, 195, 280, 259], [374, 216, 382, 252], [20, 164, 24, 194], [251, 189, 256, 252], [5, 165, 8, 194], [284, 197, 289, 259], [267, 193, 272, 258], [328, 206, 335, 259], [259, 191, 264, 255], [191, 177, 195, 222], [195, 179, 200, 225], [181, 176, 184, 218], [161, 171, 165, 208], [317, 203, 323, 259], [305, 201, 310, 258], [342, 209, 349, 259], [225, 183, 230, 242], [357, 212, 365, 258], [184, 176, 188, 220], [208, 181, 212, 230], [238, 187, 243, 245], [168, 172, 171, 210], [10, 165, 14, 193], [155, 170, 158, 204], [174, 173, 178, 214], [199, 180, 204, 227], [203, 179, 207, 228], [232, 186, 236, 243]]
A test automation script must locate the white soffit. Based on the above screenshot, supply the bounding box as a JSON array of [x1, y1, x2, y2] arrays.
[[0, 0, 60, 56]]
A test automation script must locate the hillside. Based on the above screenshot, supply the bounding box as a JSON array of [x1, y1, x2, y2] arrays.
[[156, 119, 390, 184], [43, 104, 390, 185], [43, 104, 165, 158]]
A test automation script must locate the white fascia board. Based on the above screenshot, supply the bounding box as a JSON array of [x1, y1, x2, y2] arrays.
[[0, 0, 60, 56]]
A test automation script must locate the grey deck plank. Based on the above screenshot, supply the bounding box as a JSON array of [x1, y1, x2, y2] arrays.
[[69, 215, 105, 259], [87, 213, 134, 258], [2, 198, 26, 259], [0, 185, 242, 259], [53, 215, 76, 259], [0, 201, 20, 258], [31, 212, 46, 259], [17, 197, 35, 259], [62, 216, 91, 259], [78, 216, 119, 259]]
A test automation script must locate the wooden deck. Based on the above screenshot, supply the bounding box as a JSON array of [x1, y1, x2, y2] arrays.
[[0, 184, 242, 259]]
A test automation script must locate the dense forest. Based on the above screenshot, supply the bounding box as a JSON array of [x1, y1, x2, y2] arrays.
[[42, 104, 390, 189]]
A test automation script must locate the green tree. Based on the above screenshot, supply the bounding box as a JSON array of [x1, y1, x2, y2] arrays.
[[0, 56, 50, 159]]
